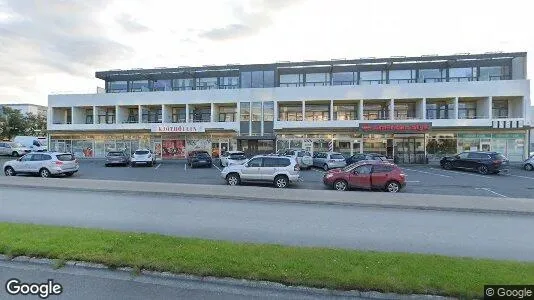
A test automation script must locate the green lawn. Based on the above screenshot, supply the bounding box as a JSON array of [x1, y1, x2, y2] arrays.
[[1, 222, 532, 298]]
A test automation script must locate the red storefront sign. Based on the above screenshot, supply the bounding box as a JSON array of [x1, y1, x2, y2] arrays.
[[359, 122, 432, 133]]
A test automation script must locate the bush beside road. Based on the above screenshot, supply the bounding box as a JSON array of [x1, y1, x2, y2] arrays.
[[1, 222, 533, 299]]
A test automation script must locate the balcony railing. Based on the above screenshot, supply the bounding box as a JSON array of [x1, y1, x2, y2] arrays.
[[332, 81, 355, 86], [489, 75, 512, 80], [360, 80, 384, 85], [448, 76, 475, 82], [389, 79, 417, 84], [305, 81, 329, 86]]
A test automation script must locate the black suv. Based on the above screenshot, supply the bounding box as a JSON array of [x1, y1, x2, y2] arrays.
[[187, 150, 212, 168], [440, 151, 509, 174]]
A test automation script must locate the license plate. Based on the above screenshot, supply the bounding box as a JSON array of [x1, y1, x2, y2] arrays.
[[199, 160, 206, 163]]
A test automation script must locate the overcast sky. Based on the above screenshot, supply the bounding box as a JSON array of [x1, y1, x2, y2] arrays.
[[0, 0, 531, 106]]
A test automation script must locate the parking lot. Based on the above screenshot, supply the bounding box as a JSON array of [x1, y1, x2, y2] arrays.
[[2, 156, 534, 199]]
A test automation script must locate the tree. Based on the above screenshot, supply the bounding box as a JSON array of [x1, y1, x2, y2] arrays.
[[24, 112, 47, 136], [0, 106, 26, 140]]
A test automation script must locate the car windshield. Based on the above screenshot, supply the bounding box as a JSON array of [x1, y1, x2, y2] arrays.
[[135, 150, 149, 155], [229, 153, 246, 160], [331, 154, 345, 159], [56, 154, 75, 161], [108, 152, 124, 157], [197, 153, 210, 158], [495, 154, 507, 160]]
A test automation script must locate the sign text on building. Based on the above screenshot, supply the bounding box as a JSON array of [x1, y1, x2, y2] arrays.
[[359, 122, 432, 133], [151, 124, 205, 133]]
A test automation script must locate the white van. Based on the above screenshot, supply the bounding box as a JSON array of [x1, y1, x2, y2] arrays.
[[13, 136, 48, 152]]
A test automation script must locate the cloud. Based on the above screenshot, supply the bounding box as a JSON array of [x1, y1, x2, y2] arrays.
[[116, 14, 150, 33], [200, 0, 301, 41], [0, 0, 133, 99]]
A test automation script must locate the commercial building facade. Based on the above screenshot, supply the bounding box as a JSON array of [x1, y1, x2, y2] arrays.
[[48, 52, 532, 162]]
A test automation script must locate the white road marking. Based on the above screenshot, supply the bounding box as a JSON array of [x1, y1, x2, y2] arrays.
[[435, 168, 494, 179], [406, 180, 421, 183], [509, 174, 534, 180], [184, 163, 187, 171], [155, 163, 161, 169], [213, 164, 221, 171], [475, 187, 508, 198], [403, 168, 452, 178]]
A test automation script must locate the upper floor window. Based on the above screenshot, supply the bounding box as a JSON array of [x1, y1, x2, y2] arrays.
[[388, 70, 416, 84], [240, 102, 250, 121], [108, 81, 127, 93], [419, 69, 445, 83], [458, 102, 477, 119], [278, 105, 303, 121], [305, 73, 330, 86], [332, 72, 355, 85], [219, 77, 239, 89], [130, 80, 150, 92], [263, 101, 274, 122], [172, 78, 194, 91], [359, 71, 385, 84], [426, 102, 453, 119], [479, 66, 510, 81], [196, 77, 218, 90], [241, 71, 275, 88], [394, 103, 417, 119], [363, 103, 389, 120], [305, 104, 330, 121], [153, 80, 172, 91], [492, 100, 509, 118], [279, 74, 304, 87], [334, 104, 357, 120], [448, 67, 477, 82]]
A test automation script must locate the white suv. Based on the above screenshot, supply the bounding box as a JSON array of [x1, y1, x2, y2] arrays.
[[130, 149, 156, 167], [3, 152, 79, 178], [220, 155, 302, 188]]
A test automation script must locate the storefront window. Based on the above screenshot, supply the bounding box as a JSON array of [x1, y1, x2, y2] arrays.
[[426, 133, 457, 160], [363, 134, 390, 156], [276, 140, 290, 153], [251, 102, 262, 136], [334, 140, 351, 157]]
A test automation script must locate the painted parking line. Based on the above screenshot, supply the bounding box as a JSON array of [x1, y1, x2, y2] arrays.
[[406, 180, 421, 183], [213, 164, 221, 171], [184, 164, 187, 171], [403, 168, 452, 178], [155, 163, 161, 169], [475, 187, 508, 198], [509, 174, 534, 180], [428, 167, 494, 179]]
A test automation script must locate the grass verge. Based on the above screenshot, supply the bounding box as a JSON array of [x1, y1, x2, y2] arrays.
[[1, 222, 533, 298]]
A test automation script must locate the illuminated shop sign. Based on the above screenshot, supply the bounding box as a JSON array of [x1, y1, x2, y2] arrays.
[[151, 124, 205, 133], [359, 122, 432, 133]]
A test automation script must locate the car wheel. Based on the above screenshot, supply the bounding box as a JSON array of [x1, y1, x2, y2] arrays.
[[333, 180, 348, 191], [274, 175, 289, 188], [442, 162, 452, 170], [226, 174, 240, 186], [130, 162, 135, 167], [148, 162, 153, 167], [39, 168, 51, 178], [323, 164, 329, 171], [105, 163, 109, 167], [4, 166, 15, 176], [477, 165, 489, 175], [385, 181, 400, 193], [525, 163, 533, 171], [11, 151, 19, 157]]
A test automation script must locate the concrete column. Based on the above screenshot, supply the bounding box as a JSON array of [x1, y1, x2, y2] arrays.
[[359, 100, 364, 120], [185, 104, 190, 123], [273, 101, 278, 122], [301, 100, 305, 121], [236, 102, 240, 122], [330, 100, 334, 121], [389, 99, 395, 120], [421, 98, 426, 120], [138, 105, 142, 123], [210, 103, 215, 122], [93, 106, 97, 124], [115, 105, 120, 124], [488, 96, 493, 119], [453, 97, 459, 119], [162, 104, 167, 123]]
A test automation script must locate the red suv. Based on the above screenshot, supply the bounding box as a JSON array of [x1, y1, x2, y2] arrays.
[[323, 161, 406, 192]]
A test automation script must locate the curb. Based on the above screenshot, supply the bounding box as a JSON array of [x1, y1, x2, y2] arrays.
[[0, 255, 454, 300], [1, 181, 534, 216]]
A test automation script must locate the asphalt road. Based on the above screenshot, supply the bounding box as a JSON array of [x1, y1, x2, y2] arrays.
[[0, 260, 362, 300], [1, 186, 533, 261], [3, 157, 534, 198]]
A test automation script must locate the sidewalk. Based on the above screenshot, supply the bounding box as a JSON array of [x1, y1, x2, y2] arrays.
[[1, 177, 534, 215]]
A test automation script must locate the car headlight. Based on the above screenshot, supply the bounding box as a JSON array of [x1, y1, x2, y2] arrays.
[[325, 173, 334, 178]]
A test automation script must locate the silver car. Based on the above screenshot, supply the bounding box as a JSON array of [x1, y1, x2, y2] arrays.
[[0, 142, 31, 157], [220, 155, 302, 188], [524, 155, 534, 171], [313, 152, 347, 171], [282, 149, 313, 170], [3, 152, 79, 178]]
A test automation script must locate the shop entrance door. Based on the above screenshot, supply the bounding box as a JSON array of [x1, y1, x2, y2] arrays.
[[394, 136, 425, 164], [352, 141, 361, 156], [153, 142, 162, 160], [248, 140, 258, 155]]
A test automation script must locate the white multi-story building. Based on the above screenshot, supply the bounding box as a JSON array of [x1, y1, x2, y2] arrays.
[[48, 52, 531, 162]]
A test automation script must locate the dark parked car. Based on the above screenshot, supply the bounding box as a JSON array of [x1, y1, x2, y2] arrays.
[[105, 151, 130, 167], [346, 153, 390, 165], [188, 151, 212, 168], [440, 151, 509, 174], [323, 161, 406, 192]]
